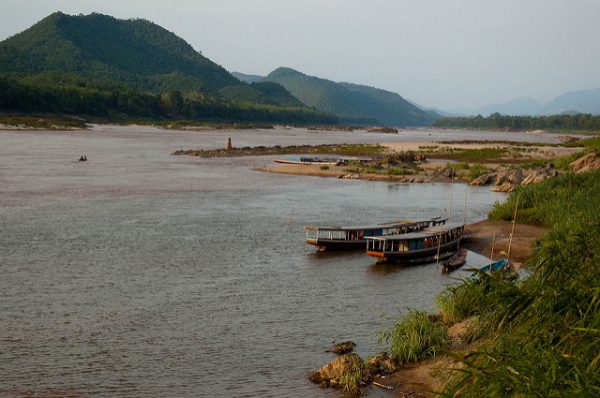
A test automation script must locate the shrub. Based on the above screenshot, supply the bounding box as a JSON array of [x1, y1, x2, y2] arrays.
[[379, 309, 450, 363]]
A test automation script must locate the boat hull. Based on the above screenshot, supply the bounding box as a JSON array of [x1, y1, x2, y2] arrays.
[[367, 240, 460, 264], [306, 239, 366, 251]]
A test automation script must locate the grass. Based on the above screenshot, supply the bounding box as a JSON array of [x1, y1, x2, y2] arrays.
[[563, 135, 600, 151], [319, 165, 329, 170], [338, 354, 366, 395], [438, 170, 600, 397], [379, 309, 450, 364], [425, 147, 509, 162], [445, 162, 490, 181], [552, 151, 584, 170]]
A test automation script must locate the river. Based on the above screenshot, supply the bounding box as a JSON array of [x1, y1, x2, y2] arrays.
[[0, 126, 558, 397]]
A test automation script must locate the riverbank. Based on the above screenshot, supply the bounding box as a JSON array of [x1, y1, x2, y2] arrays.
[[367, 220, 546, 397]]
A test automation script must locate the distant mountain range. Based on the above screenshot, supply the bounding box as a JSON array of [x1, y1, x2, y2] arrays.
[[468, 89, 600, 117], [236, 67, 436, 126]]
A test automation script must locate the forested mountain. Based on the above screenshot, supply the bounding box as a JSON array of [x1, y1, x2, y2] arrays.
[[0, 12, 302, 108], [232, 72, 264, 84], [263, 67, 436, 126], [0, 12, 336, 123]]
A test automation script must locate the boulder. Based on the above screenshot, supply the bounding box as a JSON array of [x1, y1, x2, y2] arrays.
[[570, 153, 600, 173], [309, 353, 366, 387], [492, 169, 524, 192], [470, 173, 496, 186], [440, 167, 456, 179], [326, 341, 356, 355], [522, 167, 559, 185], [367, 352, 397, 376]]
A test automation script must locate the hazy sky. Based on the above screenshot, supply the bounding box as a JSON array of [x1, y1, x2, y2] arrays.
[[2, 0, 599, 110]]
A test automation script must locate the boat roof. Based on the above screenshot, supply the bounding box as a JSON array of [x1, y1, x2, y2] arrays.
[[304, 217, 446, 231], [366, 222, 465, 241]]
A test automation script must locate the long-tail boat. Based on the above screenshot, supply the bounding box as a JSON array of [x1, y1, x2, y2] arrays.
[[366, 222, 465, 264], [305, 217, 447, 251], [442, 248, 468, 273]]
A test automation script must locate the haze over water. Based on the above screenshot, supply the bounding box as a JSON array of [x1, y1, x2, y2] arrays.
[[0, 127, 558, 396]]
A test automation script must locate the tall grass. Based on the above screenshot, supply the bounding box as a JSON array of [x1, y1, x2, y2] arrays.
[[379, 309, 450, 363], [439, 170, 600, 397], [338, 354, 366, 395]]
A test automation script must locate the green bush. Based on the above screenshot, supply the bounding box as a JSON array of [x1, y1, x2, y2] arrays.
[[441, 170, 600, 397], [379, 309, 450, 363]]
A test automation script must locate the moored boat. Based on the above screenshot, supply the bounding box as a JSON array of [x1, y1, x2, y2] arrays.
[[305, 217, 447, 251], [469, 258, 512, 281], [274, 156, 341, 165], [366, 222, 465, 264], [442, 248, 468, 273]]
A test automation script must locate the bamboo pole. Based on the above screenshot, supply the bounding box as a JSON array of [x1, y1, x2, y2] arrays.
[[507, 195, 520, 261], [490, 227, 496, 260]]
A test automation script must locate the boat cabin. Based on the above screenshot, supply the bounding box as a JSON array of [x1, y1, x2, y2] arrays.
[[366, 222, 465, 264]]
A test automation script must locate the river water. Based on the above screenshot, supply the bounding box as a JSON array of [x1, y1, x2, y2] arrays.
[[0, 126, 559, 397]]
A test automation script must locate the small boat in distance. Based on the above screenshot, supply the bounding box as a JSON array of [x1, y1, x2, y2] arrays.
[[442, 248, 468, 273], [274, 155, 373, 166], [274, 156, 340, 165], [366, 222, 465, 264], [305, 217, 447, 251], [469, 258, 512, 281]]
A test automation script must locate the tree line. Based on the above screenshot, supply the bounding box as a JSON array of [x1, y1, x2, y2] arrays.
[[0, 75, 337, 125], [434, 113, 600, 131]]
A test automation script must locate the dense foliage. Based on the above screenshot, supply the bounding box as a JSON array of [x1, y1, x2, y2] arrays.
[[380, 309, 450, 363], [0, 75, 336, 124], [0, 12, 304, 109], [439, 171, 600, 396], [434, 113, 600, 131], [264, 67, 436, 126]]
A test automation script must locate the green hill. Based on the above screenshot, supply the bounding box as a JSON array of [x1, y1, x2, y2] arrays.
[[264, 67, 436, 126], [0, 12, 302, 108]]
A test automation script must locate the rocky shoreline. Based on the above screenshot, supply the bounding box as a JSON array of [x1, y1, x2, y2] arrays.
[[308, 220, 546, 397]]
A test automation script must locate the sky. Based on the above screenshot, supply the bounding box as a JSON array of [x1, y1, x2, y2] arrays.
[[1, 0, 599, 111]]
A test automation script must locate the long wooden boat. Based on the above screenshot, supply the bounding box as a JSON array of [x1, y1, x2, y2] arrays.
[[469, 258, 511, 281], [442, 248, 468, 273], [274, 155, 373, 166], [305, 217, 447, 251], [274, 156, 341, 165], [366, 222, 465, 264]]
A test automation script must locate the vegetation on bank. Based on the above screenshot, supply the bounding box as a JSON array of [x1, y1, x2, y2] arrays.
[[379, 310, 450, 363], [434, 113, 600, 132], [0, 115, 85, 129], [375, 171, 600, 397], [0, 75, 337, 125], [173, 144, 384, 158]]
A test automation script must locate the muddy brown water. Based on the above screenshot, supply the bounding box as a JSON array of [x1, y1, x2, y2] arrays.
[[0, 126, 556, 397]]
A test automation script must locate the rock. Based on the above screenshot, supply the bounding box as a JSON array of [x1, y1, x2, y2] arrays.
[[469, 173, 496, 186], [559, 135, 579, 144], [440, 167, 456, 179], [367, 352, 397, 376], [522, 167, 559, 185], [570, 153, 600, 173], [492, 169, 524, 192], [326, 341, 356, 355], [309, 353, 365, 386]]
